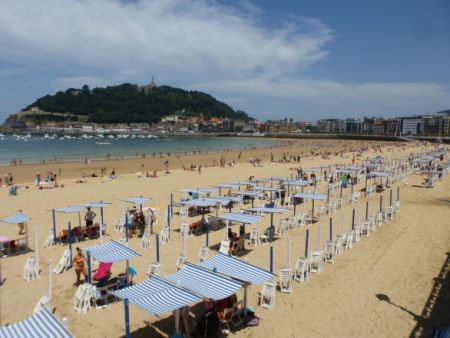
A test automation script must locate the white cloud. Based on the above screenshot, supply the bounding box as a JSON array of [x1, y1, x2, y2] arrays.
[[0, 0, 448, 120]]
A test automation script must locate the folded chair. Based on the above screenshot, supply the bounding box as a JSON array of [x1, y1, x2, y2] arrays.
[[198, 247, 209, 262], [147, 263, 161, 276], [219, 240, 231, 255], [24, 256, 38, 282], [176, 255, 186, 271], [141, 231, 151, 250], [160, 226, 170, 245], [294, 257, 309, 282], [43, 229, 55, 247], [259, 280, 276, 309], [53, 249, 71, 274], [278, 268, 293, 293]]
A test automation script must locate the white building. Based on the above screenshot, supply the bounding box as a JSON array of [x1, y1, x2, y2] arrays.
[[401, 117, 423, 135]]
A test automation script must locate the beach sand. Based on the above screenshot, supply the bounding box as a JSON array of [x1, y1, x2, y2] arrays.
[[0, 139, 448, 338]]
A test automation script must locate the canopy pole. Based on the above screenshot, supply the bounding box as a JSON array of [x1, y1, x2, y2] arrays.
[[389, 189, 393, 206], [205, 222, 209, 248], [100, 201, 105, 227], [351, 209, 355, 231], [170, 193, 174, 218], [175, 309, 180, 334], [380, 195, 383, 213], [52, 209, 57, 242], [156, 234, 160, 263], [226, 220, 229, 241], [269, 246, 273, 273], [329, 217, 333, 241], [287, 237, 291, 267], [125, 212, 129, 242], [183, 231, 187, 257], [365, 175, 368, 196], [124, 298, 131, 338], [397, 186, 400, 202], [34, 226, 39, 277], [126, 260, 130, 286], [68, 222, 72, 267], [305, 228, 309, 258], [48, 258, 53, 305], [365, 201, 369, 220], [25, 221, 29, 253], [167, 205, 171, 240], [243, 285, 248, 317], [87, 251, 92, 284]]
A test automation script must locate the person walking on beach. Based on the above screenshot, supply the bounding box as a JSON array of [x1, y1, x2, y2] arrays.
[[35, 172, 41, 186], [85, 207, 96, 228]]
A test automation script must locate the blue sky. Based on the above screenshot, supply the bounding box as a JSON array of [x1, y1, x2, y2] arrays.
[[0, 0, 449, 122]]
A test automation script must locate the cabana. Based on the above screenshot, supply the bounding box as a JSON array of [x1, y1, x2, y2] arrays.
[[84, 240, 141, 287], [231, 191, 264, 208], [215, 183, 240, 196], [246, 207, 288, 238], [0, 307, 74, 337], [120, 197, 151, 211], [292, 193, 327, 218], [54, 206, 84, 242], [366, 171, 392, 192], [0, 211, 31, 256], [220, 212, 262, 240], [281, 180, 310, 195], [252, 186, 282, 202]]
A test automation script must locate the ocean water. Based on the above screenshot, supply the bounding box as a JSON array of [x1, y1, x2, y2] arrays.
[[0, 134, 278, 164]]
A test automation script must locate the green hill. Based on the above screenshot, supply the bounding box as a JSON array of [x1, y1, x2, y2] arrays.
[[20, 83, 250, 124]]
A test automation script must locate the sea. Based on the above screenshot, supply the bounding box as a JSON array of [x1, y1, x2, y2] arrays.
[[0, 133, 279, 165]]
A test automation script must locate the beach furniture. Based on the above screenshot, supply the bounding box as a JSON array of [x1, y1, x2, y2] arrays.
[[53, 249, 71, 274], [180, 223, 189, 238], [343, 231, 353, 249], [278, 268, 293, 293], [325, 241, 336, 263], [24, 256, 38, 281], [310, 250, 324, 273], [160, 225, 170, 245], [141, 231, 151, 250], [74, 283, 93, 314], [294, 257, 309, 282], [198, 247, 209, 262], [219, 240, 231, 255], [259, 281, 276, 309], [176, 254, 186, 271], [276, 219, 287, 237], [147, 263, 161, 276], [220, 300, 244, 332]]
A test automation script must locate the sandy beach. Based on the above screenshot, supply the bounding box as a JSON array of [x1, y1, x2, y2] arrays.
[[0, 139, 448, 338]]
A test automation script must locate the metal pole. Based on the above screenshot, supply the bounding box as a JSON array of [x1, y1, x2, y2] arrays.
[[48, 259, 53, 303], [34, 226, 39, 276], [340, 183, 343, 198], [365, 175, 368, 196], [125, 212, 129, 242], [352, 209, 355, 230], [329, 218, 333, 241], [269, 246, 273, 273], [305, 229, 309, 258], [397, 186, 400, 202], [68, 222, 72, 267], [167, 205, 171, 239], [87, 251, 92, 284], [389, 189, 393, 206], [52, 209, 57, 242], [156, 234, 160, 263], [205, 222, 209, 247], [124, 298, 131, 338], [365, 201, 369, 220], [380, 195, 383, 213], [170, 193, 174, 218]]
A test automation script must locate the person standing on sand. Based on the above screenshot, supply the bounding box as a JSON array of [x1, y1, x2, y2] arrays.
[[35, 172, 41, 186], [73, 247, 88, 285], [85, 207, 96, 228], [198, 165, 202, 174]]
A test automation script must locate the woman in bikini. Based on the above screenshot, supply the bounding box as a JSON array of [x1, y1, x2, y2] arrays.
[[73, 247, 88, 285]]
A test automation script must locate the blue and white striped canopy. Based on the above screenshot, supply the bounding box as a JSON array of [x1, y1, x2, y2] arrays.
[[56, 206, 83, 213], [283, 180, 310, 186], [197, 187, 219, 193], [253, 186, 281, 192], [0, 211, 31, 224], [293, 193, 327, 200], [269, 176, 289, 181], [205, 196, 242, 204], [198, 253, 273, 285], [166, 264, 243, 300], [232, 191, 264, 197], [238, 181, 258, 186], [84, 240, 140, 263], [0, 307, 73, 338], [121, 197, 151, 205], [367, 172, 392, 178], [216, 183, 240, 190], [180, 199, 216, 207], [247, 207, 288, 214], [113, 275, 202, 316], [79, 202, 112, 209], [220, 213, 261, 224]]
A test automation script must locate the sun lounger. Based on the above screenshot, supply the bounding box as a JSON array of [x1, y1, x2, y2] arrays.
[[53, 249, 71, 274]]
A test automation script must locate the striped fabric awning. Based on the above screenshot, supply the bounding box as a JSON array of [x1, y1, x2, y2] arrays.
[[197, 187, 219, 193], [0, 307, 73, 338], [293, 193, 327, 200], [282, 180, 310, 186], [112, 275, 202, 316], [220, 213, 261, 224], [121, 197, 151, 205], [56, 206, 83, 213], [367, 172, 392, 178], [84, 240, 140, 263], [232, 191, 264, 197], [253, 186, 281, 192], [215, 183, 240, 190], [79, 202, 112, 209], [238, 181, 258, 186], [198, 253, 274, 285], [247, 207, 288, 214], [179, 199, 217, 207], [205, 196, 242, 204], [166, 263, 243, 300], [0, 211, 31, 224]]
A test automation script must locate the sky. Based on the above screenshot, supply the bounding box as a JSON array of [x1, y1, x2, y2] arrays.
[[0, 0, 449, 122]]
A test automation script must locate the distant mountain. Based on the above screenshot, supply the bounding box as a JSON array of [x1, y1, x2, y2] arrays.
[[15, 83, 251, 124]]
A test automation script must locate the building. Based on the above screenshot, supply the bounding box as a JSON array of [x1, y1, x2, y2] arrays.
[[161, 115, 179, 123], [401, 117, 423, 135], [345, 118, 363, 133]]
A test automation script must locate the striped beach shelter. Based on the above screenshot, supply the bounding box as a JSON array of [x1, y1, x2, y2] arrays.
[[246, 207, 288, 236], [215, 183, 240, 195], [0, 307, 73, 338], [220, 212, 261, 240], [231, 191, 264, 208], [0, 211, 31, 253], [112, 274, 203, 337], [293, 192, 327, 217], [83, 240, 140, 284]]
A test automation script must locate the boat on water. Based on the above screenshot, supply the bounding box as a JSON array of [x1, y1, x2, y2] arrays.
[[95, 141, 111, 145]]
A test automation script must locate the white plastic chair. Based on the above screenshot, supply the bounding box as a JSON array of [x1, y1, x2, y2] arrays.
[[43, 230, 55, 248], [278, 268, 293, 293], [147, 263, 161, 276], [159, 226, 170, 245], [249, 229, 259, 247], [24, 257, 38, 282], [276, 220, 287, 237], [260, 280, 276, 309], [53, 249, 71, 274], [141, 232, 151, 250], [180, 223, 189, 238], [294, 257, 309, 282], [219, 240, 231, 255], [198, 247, 209, 262], [310, 250, 324, 273], [325, 241, 336, 263], [176, 255, 185, 271]]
